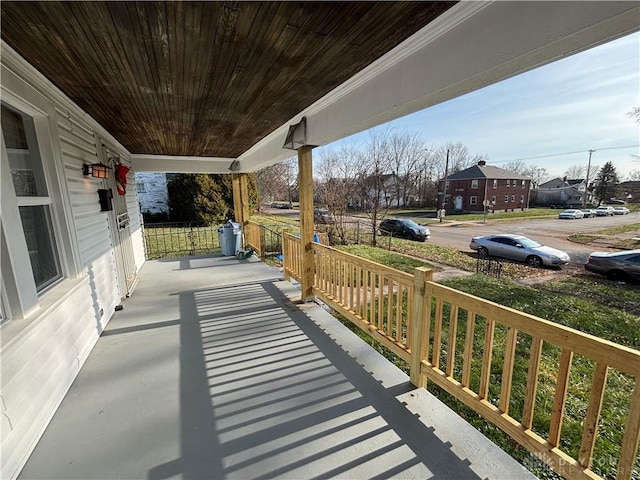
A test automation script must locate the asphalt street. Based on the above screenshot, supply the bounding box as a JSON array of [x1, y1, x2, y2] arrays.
[[427, 212, 640, 266], [263, 207, 639, 267]]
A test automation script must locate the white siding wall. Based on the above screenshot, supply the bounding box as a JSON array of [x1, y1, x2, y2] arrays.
[[128, 171, 146, 271], [1, 49, 145, 479], [135, 172, 169, 215]]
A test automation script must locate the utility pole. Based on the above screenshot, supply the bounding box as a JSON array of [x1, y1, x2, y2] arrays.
[[583, 149, 595, 207], [439, 148, 450, 223]]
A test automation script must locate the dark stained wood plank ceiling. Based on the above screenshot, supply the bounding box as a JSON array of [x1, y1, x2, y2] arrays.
[[1, 1, 455, 158]]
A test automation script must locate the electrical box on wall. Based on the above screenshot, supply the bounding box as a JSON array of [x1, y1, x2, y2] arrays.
[[98, 188, 113, 211]]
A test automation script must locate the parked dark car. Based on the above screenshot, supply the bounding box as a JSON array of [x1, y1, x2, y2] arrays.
[[585, 249, 640, 282], [379, 218, 430, 242], [271, 202, 292, 209], [313, 208, 334, 224]]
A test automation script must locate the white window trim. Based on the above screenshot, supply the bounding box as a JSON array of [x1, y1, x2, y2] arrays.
[[470, 196, 477, 205], [493, 179, 497, 189], [0, 95, 75, 320], [471, 179, 478, 189], [511, 195, 515, 203]]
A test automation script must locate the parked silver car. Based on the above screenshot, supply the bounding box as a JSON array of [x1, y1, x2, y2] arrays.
[[613, 206, 630, 215], [470, 234, 570, 267], [558, 209, 584, 219], [581, 209, 597, 218], [585, 250, 640, 282]]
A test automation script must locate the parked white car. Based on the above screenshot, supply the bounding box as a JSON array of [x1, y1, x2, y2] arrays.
[[595, 206, 615, 216], [613, 206, 630, 215], [558, 209, 584, 219]]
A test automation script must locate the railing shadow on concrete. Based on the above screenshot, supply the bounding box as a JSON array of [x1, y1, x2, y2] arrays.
[[282, 232, 640, 480], [148, 279, 488, 479]]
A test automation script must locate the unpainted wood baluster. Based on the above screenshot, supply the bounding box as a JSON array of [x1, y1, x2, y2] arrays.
[[522, 337, 543, 429], [479, 318, 496, 399], [499, 327, 518, 414], [548, 348, 574, 446]]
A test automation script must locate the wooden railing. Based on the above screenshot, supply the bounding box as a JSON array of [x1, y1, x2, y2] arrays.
[[281, 234, 640, 480], [312, 242, 415, 364], [413, 280, 640, 480], [244, 221, 263, 257], [283, 231, 301, 282]]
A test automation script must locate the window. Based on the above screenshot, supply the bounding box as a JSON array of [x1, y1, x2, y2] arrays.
[[490, 237, 516, 246], [522, 180, 526, 189], [136, 182, 147, 193], [520, 195, 524, 203], [511, 195, 515, 203], [470, 196, 477, 205], [471, 179, 478, 189], [493, 179, 497, 189], [491, 196, 496, 204], [506, 180, 510, 187], [504, 195, 509, 203], [2, 103, 62, 296]]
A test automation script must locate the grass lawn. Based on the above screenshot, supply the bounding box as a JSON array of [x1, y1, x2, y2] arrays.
[[349, 207, 559, 224], [337, 244, 441, 272], [568, 223, 640, 249], [330, 246, 639, 480], [250, 214, 300, 228], [144, 224, 221, 259]]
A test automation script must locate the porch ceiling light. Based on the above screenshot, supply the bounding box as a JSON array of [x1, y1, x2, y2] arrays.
[[229, 159, 241, 172], [83, 162, 111, 179], [283, 117, 315, 150]]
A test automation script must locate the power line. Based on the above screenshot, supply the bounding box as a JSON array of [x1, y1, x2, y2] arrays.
[[491, 144, 639, 164]]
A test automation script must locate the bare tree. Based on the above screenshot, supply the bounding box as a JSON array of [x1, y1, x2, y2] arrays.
[[432, 141, 487, 180], [523, 165, 550, 188], [355, 128, 393, 246], [502, 159, 528, 175], [387, 131, 428, 207], [564, 164, 586, 180], [316, 144, 361, 243], [628, 169, 640, 182], [255, 157, 298, 207]]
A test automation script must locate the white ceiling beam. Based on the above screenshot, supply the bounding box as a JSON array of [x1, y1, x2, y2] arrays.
[[131, 155, 236, 173], [239, 1, 639, 173]]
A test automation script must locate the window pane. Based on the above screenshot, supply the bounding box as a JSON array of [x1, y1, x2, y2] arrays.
[[18, 206, 62, 291], [1, 104, 48, 197]]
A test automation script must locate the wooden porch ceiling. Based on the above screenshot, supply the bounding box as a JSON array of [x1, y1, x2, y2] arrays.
[[0, 1, 455, 159]]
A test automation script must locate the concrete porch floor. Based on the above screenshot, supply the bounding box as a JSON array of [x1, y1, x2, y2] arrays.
[[19, 255, 535, 480]]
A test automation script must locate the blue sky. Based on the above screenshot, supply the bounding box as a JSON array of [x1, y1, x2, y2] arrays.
[[319, 31, 639, 180]]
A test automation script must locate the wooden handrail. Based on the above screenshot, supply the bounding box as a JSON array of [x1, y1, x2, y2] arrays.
[[281, 237, 640, 480]]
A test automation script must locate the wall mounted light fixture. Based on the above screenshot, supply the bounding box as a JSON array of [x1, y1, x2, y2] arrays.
[[83, 162, 111, 179]]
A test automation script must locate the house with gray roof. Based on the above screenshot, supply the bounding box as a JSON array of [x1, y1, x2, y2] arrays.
[[437, 161, 532, 213]]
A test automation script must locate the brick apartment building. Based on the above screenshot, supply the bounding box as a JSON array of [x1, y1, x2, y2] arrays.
[[437, 161, 532, 213]]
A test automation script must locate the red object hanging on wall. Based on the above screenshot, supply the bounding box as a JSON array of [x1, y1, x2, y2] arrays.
[[115, 163, 130, 195]]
